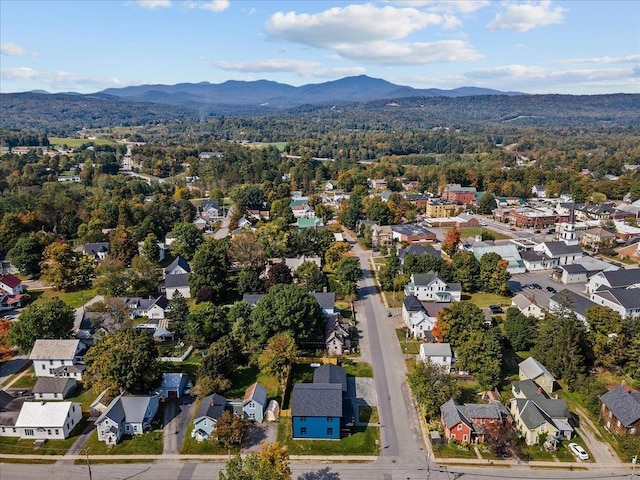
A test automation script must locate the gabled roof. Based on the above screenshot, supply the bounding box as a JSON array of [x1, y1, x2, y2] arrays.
[[440, 399, 471, 430], [600, 269, 640, 288], [519, 357, 556, 383], [411, 271, 441, 286], [420, 343, 452, 358], [195, 393, 227, 421], [165, 256, 191, 274], [399, 244, 441, 260], [403, 294, 424, 312], [514, 398, 547, 429], [291, 383, 342, 417], [423, 302, 449, 318], [160, 373, 187, 391], [32, 377, 76, 395], [600, 385, 640, 427], [312, 292, 336, 311], [542, 241, 583, 257], [243, 382, 268, 407], [560, 264, 587, 274], [165, 273, 190, 288], [550, 289, 597, 318], [30, 339, 80, 360], [511, 293, 535, 310], [0, 274, 22, 289], [313, 364, 347, 392], [16, 401, 79, 428], [96, 393, 158, 425], [84, 242, 109, 256], [512, 379, 549, 399], [592, 287, 640, 309]]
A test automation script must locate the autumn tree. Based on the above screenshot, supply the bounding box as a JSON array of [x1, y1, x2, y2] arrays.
[[215, 410, 250, 448], [479, 252, 511, 295], [8, 298, 74, 353], [108, 226, 138, 265], [219, 442, 291, 480], [258, 332, 297, 395], [324, 241, 351, 269], [84, 327, 160, 394], [40, 241, 94, 291], [0, 322, 14, 359], [441, 228, 461, 257], [265, 262, 293, 290], [433, 301, 486, 347], [230, 232, 265, 270], [484, 421, 520, 458]]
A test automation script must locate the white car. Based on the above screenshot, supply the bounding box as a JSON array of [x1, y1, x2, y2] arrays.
[[568, 443, 589, 460]]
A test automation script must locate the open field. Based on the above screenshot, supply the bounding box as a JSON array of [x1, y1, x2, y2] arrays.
[[31, 287, 98, 309], [49, 137, 117, 147], [457, 227, 510, 240]]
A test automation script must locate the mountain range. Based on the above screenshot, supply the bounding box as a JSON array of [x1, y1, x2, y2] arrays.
[[96, 75, 522, 108]]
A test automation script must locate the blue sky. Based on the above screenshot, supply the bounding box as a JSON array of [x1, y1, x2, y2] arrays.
[[1, 1, 638, 95]]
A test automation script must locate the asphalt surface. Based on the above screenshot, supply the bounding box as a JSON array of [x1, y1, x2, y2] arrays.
[[163, 397, 196, 455]]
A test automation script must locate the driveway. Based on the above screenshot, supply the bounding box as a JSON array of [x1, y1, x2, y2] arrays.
[[162, 396, 195, 454], [242, 422, 277, 452], [573, 406, 621, 464]]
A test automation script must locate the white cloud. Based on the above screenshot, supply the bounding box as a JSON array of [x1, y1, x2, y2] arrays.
[[266, 4, 452, 47], [1, 67, 122, 91], [186, 0, 229, 13], [213, 58, 366, 80], [335, 40, 482, 65], [555, 55, 640, 66], [136, 0, 171, 9], [1, 41, 37, 56], [487, 1, 565, 32], [393, 1, 489, 14]]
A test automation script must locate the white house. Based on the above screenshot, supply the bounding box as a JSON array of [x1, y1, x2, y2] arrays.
[[587, 269, 640, 294], [95, 394, 160, 445], [164, 257, 191, 276], [32, 377, 77, 400], [510, 294, 545, 319], [29, 339, 85, 380], [419, 343, 453, 373], [590, 287, 640, 319], [402, 295, 430, 339], [533, 241, 583, 267], [164, 274, 191, 300], [13, 401, 82, 439], [404, 272, 462, 303], [0, 274, 24, 295]]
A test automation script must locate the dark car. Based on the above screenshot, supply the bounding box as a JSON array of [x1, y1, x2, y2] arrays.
[[531, 283, 542, 289], [533, 230, 541, 234], [546, 286, 557, 293], [489, 305, 503, 314]]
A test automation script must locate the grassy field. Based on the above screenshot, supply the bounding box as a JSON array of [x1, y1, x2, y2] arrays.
[[250, 142, 287, 151], [342, 361, 373, 378], [32, 287, 98, 308], [277, 417, 379, 456], [457, 227, 510, 240], [49, 137, 117, 148], [463, 292, 512, 308], [9, 371, 37, 388], [358, 405, 379, 424], [382, 291, 405, 308], [82, 429, 163, 455]]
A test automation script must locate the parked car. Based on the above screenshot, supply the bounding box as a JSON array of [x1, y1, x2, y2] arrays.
[[533, 230, 541, 234], [489, 305, 503, 314], [546, 286, 557, 293], [569, 443, 589, 460], [531, 283, 542, 289]]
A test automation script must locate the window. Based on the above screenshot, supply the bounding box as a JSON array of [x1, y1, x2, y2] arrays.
[[457, 424, 463, 431], [630, 427, 636, 435], [300, 427, 307, 435], [540, 424, 546, 432], [54, 393, 58, 398], [41, 364, 45, 370], [48, 429, 51, 435], [327, 417, 333, 422], [327, 428, 333, 436], [50, 360, 54, 365], [300, 416, 306, 422], [25, 429, 34, 436], [462, 434, 468, 442], [55, 429, 59, 435]]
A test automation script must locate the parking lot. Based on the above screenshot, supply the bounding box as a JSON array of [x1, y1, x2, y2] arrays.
[[509, 270, 589, 310]]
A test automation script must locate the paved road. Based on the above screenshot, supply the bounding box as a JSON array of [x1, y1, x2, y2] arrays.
[[346, 231, 428, 467]]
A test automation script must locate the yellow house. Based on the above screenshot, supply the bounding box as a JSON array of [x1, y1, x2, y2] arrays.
[[426, 199, 457, 218], [518, 357, 556, 394]]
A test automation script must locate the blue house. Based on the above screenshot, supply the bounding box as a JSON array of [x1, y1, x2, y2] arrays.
[[191, 393, 227, 442], [291, 383, 342, 439]]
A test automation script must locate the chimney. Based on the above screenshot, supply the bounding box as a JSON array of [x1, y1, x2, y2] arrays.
[[537, 387, 543, 396], [323, 286, 328, 293]]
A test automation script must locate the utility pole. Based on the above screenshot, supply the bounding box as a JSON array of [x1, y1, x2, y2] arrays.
[[632, 455, 637, 479], [84, 448, 92, 480]]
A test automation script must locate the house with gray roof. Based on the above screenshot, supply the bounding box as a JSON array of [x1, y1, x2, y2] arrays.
[[587, 268, 640, 294], [419, 343, 453, 373], [440, 399, 509, 444], [518, 357, 556, 394], [157, 373, 189, 399], [30, 339, 85, 380], [590, 286, 640, 319], [191, 393, 228, 442], [510, 379, 573, 446], [291, 383, 343, 439], [164, 256, 191, 276], [510, 294, 545, 319], [164, 273, 190, 300], [404, 272, 461, 303], [472, 244, 526, 274], [533, 241, 583, 267], [32, 377, 77, 400], [313, 364, 347, 394], [599, 385, 640, 436], [0, 390, 26, 436], [96, 394, 159, 445], [548, 289, 597, 325], [398, 244, 441, 264], [83, 242, 109, 261], [241, 382, 268, 422]]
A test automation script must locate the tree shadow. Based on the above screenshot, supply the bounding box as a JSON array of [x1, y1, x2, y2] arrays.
[[297, 467, 341, 480]]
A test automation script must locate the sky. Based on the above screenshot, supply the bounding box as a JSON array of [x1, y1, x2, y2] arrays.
[[1, 0, 639, 95]]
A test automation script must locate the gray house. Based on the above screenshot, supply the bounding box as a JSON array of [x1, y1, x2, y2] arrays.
[[32, 377, 77, 400], [95, 394, 159, 445], [191, 393, 227, 442], [241, 382, 268, 422]]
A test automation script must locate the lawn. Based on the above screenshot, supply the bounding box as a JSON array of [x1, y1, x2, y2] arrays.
[[457, 227, 509, 240], [342, 361, 373, 378], [382, 291, 405, 308], [9, 371, 37, 388], [432, 442, 478, 459], [358, 405, 379, 424], [395, 328, 421, 355], [179, 420, 238, 455], [82, 429, 163, 455], [462, 292, 512, 308], [68, 386, 99, 414], [32, 287, 98, 308], [0, 419, 87, 455], [251, 141, 287, 151], [226, 365, 279, 399], [49, 137, 117, 148], [277, 417, 379, 456], [519, 443, 556, 461]]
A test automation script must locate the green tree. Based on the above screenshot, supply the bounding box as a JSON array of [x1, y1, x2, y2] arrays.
[[237, 267, 264, 295], [140, 233, 160, 263], [83, 327, 160, 394], [407, 360, 460, 420], [190, 238, 231, 301], [293, 261, 327, 292], [94, 257, 128, 297], [333, 256, 362, 295], [479, 252, 510, 295], [8, 235, 44, 277], [477, 192, 496, 214], [456, 329, 503, 390], [324, 242, 351, 269], [503, 307, 538, 351], [40, 241, 93, 291], [219, 442, 291, 480], [170, 222, 204, 261], [258, 332, 297, 395], [452, 251, 481, 292], [108, 226, 138, 265], [8, 298, 74, 353], [250, 284, 323, 346], [378, 250, 400, 291], [186, 302, 230, 346], [362, 197, 393, 224], [402, 253, 452, 281], [166, 291, 189, 340], [198, 335, 238, 382]]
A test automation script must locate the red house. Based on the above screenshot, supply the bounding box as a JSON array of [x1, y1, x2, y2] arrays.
[[440, 399, 510, 444]]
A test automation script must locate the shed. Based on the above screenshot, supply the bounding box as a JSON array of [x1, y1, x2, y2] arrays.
[[265, 399, 280, 422]]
